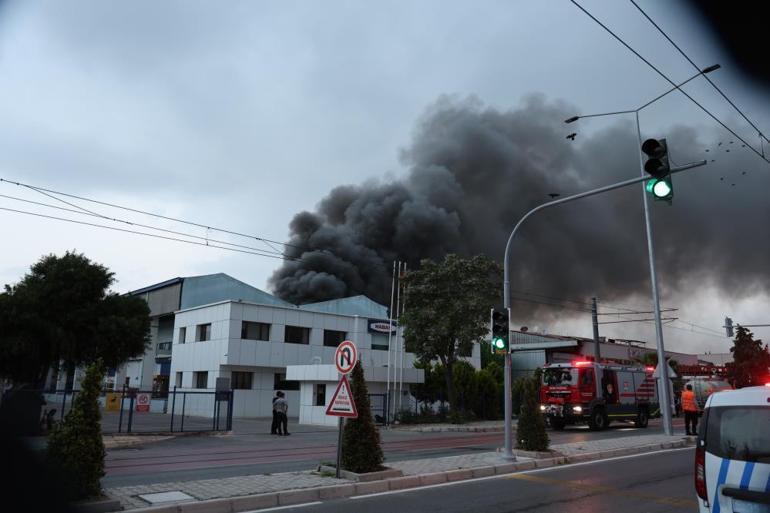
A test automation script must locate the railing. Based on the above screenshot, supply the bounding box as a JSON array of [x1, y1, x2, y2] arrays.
[[156, 341, 172, 357]]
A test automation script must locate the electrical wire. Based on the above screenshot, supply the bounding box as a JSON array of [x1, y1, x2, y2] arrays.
[[0, 193, 290, 257], [0, 177, 303, 250], [0, 206, 298, 261], [509, 289, 594, 308], [570, 0, 770, 166], [509, 295, 592, 314], [628, 0, 769, 144]]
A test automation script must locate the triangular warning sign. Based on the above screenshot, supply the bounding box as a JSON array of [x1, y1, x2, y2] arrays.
[[325, 375, 358, 418]]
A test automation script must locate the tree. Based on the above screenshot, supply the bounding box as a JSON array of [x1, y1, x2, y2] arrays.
[[0, 252, 151, 386], [47, 361, 106, 501], [341, 362, 384, 473], [400, 254, 501, 413], [727, 326, 770, 388], [516, 371, 549, 451]]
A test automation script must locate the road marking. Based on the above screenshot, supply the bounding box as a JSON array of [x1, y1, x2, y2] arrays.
[[350, 446, 694, 500], [507, 472, 696, 508], [243, 501, 322, 512]]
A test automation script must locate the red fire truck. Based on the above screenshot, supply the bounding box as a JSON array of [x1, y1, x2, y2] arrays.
[[539, 361, 659, 430]]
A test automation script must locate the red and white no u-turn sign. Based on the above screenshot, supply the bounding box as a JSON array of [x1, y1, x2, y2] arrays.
[[335, 340, 358, 374]]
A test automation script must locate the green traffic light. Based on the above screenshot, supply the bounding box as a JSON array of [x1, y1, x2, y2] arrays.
[[646, 178, 673, 201], [493, 338, 505, 349], [652, 180, 672, 198]]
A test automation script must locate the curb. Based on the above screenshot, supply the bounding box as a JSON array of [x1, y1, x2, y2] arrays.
[[122, 439, 694, 513], [393, 425, 505, 433]]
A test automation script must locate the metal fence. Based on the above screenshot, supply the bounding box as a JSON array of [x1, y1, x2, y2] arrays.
[[108, 386, 233, 434], [3, 387, 234, 435]]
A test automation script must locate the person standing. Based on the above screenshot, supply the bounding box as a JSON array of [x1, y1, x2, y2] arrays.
[[270, 393, 279, 435], [274, 391, 289, 436], [681, 384, 699, 435]]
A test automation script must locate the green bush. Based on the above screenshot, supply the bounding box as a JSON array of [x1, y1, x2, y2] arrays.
[[473, 369, 500, 420], [515, 373, 549, 451], [47, 361, 106, 501], [511, 377, 526, 416], [341, 362, 384, 473]]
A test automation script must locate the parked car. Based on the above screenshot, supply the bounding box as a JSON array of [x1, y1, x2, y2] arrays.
[[694, 384, 770, 512]]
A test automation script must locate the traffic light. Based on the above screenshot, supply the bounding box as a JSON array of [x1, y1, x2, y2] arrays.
[[490, 307, 510, 354], [725, 317, 734, 338], [641, 138, 673, 203]]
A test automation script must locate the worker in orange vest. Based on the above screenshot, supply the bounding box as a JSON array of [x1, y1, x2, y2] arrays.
[[681, 384, 699, 435]]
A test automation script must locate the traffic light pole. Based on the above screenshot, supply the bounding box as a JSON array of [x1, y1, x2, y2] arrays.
[[501, 159, 706, 460], [635, 112, 673, 436]]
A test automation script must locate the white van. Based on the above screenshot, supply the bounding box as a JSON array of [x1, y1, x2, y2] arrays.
[[695, 385, 770, 512]]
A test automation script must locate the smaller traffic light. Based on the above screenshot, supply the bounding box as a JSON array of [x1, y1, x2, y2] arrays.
[[725, 317, 734, 338], [642, 138, 673, 203], [490, 307, 510, 354]]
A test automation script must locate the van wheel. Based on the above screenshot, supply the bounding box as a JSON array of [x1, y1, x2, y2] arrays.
[[550, 418, 566, 430], [635, 408, 649, 428], [588, 408, 607, 431]]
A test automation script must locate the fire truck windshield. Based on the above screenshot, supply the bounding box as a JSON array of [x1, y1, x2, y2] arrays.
[[543, 368, 578, 386]]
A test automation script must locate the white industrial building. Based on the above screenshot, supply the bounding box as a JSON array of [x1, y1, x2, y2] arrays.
[[112, 273, 480, 423], [509, 330, 699, 380]]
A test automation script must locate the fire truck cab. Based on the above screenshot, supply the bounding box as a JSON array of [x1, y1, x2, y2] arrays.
[[539, 361, 658, 430]]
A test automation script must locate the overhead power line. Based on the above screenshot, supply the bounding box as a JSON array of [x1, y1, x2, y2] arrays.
[[570, 0, 770, 166], [509, 294, 592, 313], [628, 0, 769, 144], [0, 177, 303, 251], [598, 317, 678, 325], [0, 206, 297, 261], [0, 193, 289, 257]]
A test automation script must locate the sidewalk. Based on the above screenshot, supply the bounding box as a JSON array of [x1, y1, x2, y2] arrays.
[[105, 433, 693, 512]]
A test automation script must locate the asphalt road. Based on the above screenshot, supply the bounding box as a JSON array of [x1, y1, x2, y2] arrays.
[[264, 447, 697, 513], [102, 417, 688, 488]]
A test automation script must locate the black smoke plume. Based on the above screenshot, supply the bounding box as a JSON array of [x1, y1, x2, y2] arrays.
[[270, 94, 770, 316]]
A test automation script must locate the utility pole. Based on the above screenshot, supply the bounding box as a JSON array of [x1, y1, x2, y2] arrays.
[[592, 297, 601, 362]]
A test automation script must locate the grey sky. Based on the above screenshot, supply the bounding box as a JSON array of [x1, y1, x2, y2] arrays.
[[0, 0, 768, 355]]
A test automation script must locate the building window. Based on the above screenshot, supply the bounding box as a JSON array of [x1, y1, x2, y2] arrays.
[[323, 330, 347, 347], [242, 321, 270, 341], [314, 384, 326, 406], [175, 372, 183, 388], [178, 327, 186, 344], [196, 323, 211, 342], [285, 325, 310, 345], [231, 371, 253, 390], [371, 333, 389, 351], [273, 373, 300, 391], [194, 371, 208, 388]]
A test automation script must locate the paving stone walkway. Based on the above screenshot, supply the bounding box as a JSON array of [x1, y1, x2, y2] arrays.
[[551, 433, 687, 456], [389, 452, 529, 475], [107, 471, 351, 510]]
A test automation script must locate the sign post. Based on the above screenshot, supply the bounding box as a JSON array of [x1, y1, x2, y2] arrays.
[[328, 341, 359, 477]]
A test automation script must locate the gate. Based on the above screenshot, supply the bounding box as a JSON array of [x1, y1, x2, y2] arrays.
[[369, 393, 387, 425]]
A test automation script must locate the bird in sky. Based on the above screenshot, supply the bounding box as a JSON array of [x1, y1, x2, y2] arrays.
[[566, 133, 576, 141]]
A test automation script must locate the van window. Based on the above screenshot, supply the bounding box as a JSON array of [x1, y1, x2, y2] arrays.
[[705, 406, 770, 463]]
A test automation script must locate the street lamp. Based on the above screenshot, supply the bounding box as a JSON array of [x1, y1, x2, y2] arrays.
[[562, 63, 720, 437]]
